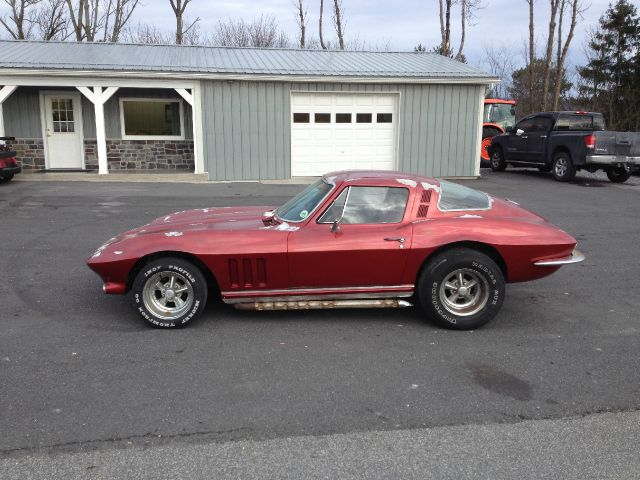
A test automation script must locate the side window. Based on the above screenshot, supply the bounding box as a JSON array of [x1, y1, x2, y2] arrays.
[[532, 117, 552, 132], [318, 186, 409, 224], [516, 118, 535, 133]]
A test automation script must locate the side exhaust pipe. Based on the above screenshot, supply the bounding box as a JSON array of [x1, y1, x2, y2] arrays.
[[234, 299, 412, 311]]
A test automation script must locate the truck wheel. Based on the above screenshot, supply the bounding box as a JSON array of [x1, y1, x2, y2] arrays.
[[132, 257, 208, 328], [552, 152, 576, 182], [0, 173, 14, 183], [417, 248, 505, 330], [490, 147, 507, 172], [606, 167, 630, 183]]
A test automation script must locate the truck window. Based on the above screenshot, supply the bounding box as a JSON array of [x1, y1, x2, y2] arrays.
[[554, 114, 594, 131], [593, 115, 606, 131]]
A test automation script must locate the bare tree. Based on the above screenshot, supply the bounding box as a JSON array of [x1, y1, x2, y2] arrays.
[[332, 0, 344, 49], [551, 0, 584, 109], [455, 0, 482, 62], [541, 0, 560, 110], [33, 0, 68, 39], [213, 15, 290, 48], [526, 0, 535, 112], [483, 44, 515, 99], [102, 0, 139, 42], [169, 0, 198, 45], [0, 0, 39, 39], [295, 0, 306, 49], [438, 0, 452, 56], [125, 21, 168, 43], [64, 0, 101, 41], [318, 0, 326, 49]]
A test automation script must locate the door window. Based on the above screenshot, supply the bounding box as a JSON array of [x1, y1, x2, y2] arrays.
[[51, 98, 75, 133], [318, 186, 409, 224]]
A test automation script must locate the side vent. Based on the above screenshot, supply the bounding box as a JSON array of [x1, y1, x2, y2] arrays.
[[416, 189, 432, 218], [229, 258, 267, 289]]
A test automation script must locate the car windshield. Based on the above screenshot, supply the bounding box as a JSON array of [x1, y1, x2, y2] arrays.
[[438, 180, 491, 211], [484, 103, 516, 130], [276, 179, 334, 222]]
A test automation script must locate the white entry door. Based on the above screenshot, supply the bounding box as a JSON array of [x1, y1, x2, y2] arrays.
[[291, 92, 398, 177], [43, 94, 84, 169]]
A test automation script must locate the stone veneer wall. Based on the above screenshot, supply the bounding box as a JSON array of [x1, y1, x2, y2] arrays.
[[9, 138, 194, 172], [84, 140, 195, 171], [10, 139, 45, 171]]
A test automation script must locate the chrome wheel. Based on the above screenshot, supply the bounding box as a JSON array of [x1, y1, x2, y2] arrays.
[[491, 152, 501, 168], [554, 157, 568, 177], [142, 271, 194, 321], [439, 268, 490, 317]]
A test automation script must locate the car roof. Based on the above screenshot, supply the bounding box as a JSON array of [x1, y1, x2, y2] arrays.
[[323, 170, 440, 188]]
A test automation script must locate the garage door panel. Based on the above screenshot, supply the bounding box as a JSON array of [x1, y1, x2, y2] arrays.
[[291, 92, 397, 176]]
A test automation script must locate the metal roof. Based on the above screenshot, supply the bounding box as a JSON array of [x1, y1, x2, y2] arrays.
[[0, 40, 496, 82]]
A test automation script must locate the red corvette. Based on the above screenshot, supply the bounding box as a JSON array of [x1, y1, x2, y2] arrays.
[[87, 171, 584, 330]]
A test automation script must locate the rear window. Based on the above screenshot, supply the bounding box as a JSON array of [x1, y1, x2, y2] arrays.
[[437, 181, 491, 211], [554, 114, 605, 131]]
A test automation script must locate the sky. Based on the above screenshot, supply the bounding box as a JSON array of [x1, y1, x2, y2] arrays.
[[131, 0, 614, 73]]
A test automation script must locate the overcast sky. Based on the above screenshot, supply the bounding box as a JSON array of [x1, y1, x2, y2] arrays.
[[133, 0, 612, 72]]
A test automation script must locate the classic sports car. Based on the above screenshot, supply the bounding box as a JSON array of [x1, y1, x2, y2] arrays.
[[87, 170, 584, 330]]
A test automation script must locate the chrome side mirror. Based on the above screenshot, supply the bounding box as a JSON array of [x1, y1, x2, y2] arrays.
[[330, 219, 341, 233], [516, 128, 524, 136]]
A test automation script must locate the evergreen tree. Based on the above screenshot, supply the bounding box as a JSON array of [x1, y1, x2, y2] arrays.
[[578, 0, 640, 130]]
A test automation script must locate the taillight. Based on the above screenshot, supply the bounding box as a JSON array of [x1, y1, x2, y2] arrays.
[[584, 134, 596, 149]]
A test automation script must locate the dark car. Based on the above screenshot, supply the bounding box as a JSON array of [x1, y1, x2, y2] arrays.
[[487, 111, 640, 183], [0, 137, 20, 184]]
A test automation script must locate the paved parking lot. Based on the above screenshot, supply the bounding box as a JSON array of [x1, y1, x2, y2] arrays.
[[1, 169, 639, 477]]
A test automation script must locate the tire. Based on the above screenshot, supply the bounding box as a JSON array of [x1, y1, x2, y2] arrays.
[[417, 248, 505, 330], [489, 147, 507, 172], [606, 167, 630, 183], [552, 151, 576, 182], [0, 173, 14, 183], [131, 257, 208, 328], [481, 127, 501, 166]]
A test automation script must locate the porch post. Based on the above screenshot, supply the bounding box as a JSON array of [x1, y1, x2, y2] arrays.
[[175, 86, 203, 174], [77, 86, 119, 175], [0, 85, 18, 138]]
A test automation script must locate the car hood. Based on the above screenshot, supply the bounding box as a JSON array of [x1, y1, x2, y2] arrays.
[[129, 205, 281, 235]]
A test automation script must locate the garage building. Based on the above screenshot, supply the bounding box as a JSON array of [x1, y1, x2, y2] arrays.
[[0, 40, 497, 180]]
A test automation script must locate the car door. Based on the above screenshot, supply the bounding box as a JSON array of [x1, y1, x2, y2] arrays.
[[523, 116, 553, 162], [287, 185, 413, 288], [505, 117, 535, 162]]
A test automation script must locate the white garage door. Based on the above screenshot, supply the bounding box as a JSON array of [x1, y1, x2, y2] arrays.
[[290, 92, 398, 177]]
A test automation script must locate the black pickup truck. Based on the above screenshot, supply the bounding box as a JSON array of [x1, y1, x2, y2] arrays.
[[487, 111, 640, 183]]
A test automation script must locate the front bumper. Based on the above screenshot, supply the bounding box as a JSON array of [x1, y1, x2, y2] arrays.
[[586, 155, 640, 166], [534, 249, 585, 266], [0, 165, 21, 176]]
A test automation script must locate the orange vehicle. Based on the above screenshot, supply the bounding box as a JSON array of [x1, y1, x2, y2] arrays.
[[481, 99, 517, 166]]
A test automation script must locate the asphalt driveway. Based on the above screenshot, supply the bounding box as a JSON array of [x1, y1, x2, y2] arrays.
[[1, 169, 639, 477]]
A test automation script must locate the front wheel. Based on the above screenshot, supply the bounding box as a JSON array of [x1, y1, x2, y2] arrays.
[[132, 257, 208, 328], [552, 152, 576, 182], [417, 248, 506, 330], [0, 173, 14, 183], [606, 167, 630, 183], [490, 147, 507, 172]]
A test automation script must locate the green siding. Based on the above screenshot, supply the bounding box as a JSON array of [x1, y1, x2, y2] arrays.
[[200, 80, 483, 181]]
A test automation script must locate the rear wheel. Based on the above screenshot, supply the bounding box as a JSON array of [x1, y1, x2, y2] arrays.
[[132, 257, 208, 328], [490, 147, 507, 172], [606, 167, 630, 183], [552, 152, 576, 182], [417, 248, 505, 330], [481, 127, 501, 166], [0, 173, 14, 183]]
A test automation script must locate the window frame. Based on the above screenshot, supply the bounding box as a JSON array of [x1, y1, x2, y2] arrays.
[[316, 185, 410, 225], [119, 97, 185, 141]]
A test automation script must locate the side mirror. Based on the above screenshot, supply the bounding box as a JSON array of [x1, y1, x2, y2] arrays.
[[516, 128, 524, 136], [330, 219, 341, 233]]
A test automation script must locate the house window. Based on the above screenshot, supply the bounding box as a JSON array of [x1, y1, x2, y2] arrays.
[[356, 113, 372, 123], [377, 113, 393, 123], [293, 113, 310, 123], [314, 113, 331, 123], [120, 98, 183, 139], [335, 113, 352, 123]]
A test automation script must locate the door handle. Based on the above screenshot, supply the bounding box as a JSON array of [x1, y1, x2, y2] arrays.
[[540, 135, 548, 138], [521, 135, 528, 139], [384, 237, 405, 243]]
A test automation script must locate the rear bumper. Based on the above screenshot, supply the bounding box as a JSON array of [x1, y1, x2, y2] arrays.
[[534, 249, 585, 266], [586, 155, 640, 166], [0, 165, 21, 176]]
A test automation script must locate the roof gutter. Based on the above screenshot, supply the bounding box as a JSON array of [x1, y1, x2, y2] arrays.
[[0, 68, 499, 86]]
